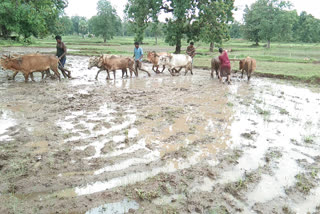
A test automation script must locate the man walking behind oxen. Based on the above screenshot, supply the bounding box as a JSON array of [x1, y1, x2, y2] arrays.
[[55, 35, 71, 78], [218, 47, 231, 84], [186, 42, 196, 64], [133, 42, 150, 77]]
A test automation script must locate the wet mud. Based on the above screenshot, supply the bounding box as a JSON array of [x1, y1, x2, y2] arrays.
[[0, 53, 319, 214]]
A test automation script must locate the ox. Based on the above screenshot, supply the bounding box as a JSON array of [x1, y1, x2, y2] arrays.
[[88, 55, 135, 80], [0, 54, 60, 82], [158, 54, 193, 76], [88, 55, 127, 80], [147, 51, 168, 73], [211, 57, 220, 78], [239, 57, 256, 81]]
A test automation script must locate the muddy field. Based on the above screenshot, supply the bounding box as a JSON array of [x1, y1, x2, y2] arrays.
[[0, 53, 320, 214]]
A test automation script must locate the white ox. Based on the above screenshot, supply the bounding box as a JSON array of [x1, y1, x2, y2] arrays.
[[158, 54, 193, 76]]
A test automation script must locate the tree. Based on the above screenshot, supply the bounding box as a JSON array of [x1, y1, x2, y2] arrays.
[[125, 0, 160, 43], [79, 19, 88, 38], [125, 0, 235, 53], [198, 0, 235, 52], [54, 16, 74, 35], [229, 21, 242, 39], [0, 0, 67, 39], [89, 0, 120, 43], [71, 16, 87, 35], [243, 0, 291, 48], [294, 12, 320, 43]]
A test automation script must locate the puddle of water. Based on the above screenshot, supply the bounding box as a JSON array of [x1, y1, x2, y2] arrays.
[[75, 151, 205, 196], [85, 198, 139, 214], [291, 185, 320, 213], [0, 111, 16, 141]]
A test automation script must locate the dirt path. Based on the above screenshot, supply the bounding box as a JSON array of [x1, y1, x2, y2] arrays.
[[0, 55, 319, 214]]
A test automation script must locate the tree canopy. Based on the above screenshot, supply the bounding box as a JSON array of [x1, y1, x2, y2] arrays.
[[125, 0, 235, 53], [0, 0, 67, 40], [88, 0, 121, 42]]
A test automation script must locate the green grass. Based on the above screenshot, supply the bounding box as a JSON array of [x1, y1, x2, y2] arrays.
[[1, 35, 320, 83]]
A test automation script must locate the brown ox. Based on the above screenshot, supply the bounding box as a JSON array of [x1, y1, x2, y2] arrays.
[[88, 55, 129, 80], [0, 54, 60, 82], [211, 57, 220, 78], [88, 55, 135, 80], [239, 57, 256, 81], [147, 51, 168, 73]]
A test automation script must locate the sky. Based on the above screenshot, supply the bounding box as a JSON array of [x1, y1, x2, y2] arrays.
[[65, 0, 320, 22]]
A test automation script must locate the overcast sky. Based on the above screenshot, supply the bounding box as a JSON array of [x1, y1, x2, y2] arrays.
[[65, 0, 320, 22]]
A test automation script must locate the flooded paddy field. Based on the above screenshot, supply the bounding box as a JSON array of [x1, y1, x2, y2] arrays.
[[0, 55, 319, 214]]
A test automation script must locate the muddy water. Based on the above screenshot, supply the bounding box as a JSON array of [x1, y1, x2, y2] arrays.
[[0, 55, 319, 213]]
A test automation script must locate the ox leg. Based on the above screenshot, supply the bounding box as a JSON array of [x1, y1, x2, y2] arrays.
[[211, 67, 214, 78], [137, 61, 151, 77], [161, 65, 165, 73], [52, 67, 61, 81], [24, 73, 29, 83], [241, 70, 244, 78], [168, 68, 174, 76], [247, 70, 251, 81], [95, 69, 104, 80], [30, 73, 35, 82], [152, 65, 156, 73], [12, 71, 19, 80], [113, 70, 116, 80]]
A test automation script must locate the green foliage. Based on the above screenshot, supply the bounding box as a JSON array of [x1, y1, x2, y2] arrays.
[[294, 11, 320, 43], [71, 16, 87, 35], [0, 0, 67, 39], [125, 0, 235, 52], [54, 16, 74, 36], [125, 0, 160, 43], [79, 19, 88, 37], [88, 0, 120, 42], [198, 0, 234, 48], [229, 21, 242, 39]]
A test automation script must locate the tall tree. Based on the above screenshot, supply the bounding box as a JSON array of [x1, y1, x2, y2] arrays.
[[243, 0, 291, 48], [198, 0, 234, 52], [89, 0, 120, 43], [0, 0, 67, 39], [125, 0, 235, 53], [78, 19, 88, 38], [71, 16, 87, 35], [125, 0, 160, 43]]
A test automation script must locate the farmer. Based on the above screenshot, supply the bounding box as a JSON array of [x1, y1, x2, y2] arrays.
[[186, 42, 196, 64], [133, 42, 150, 76], [218, 47, 231, 84], [55, 35, 71, 78]]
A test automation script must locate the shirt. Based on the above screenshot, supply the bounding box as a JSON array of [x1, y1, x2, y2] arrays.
[[134, 47, 143, 61], [219, 51, 231, 69], [186, 45, 195, 58]]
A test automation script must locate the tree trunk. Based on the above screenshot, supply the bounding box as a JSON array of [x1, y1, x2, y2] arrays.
[[210, 42, 214, 52], [175, 45, 181, 54], [267, 40, 271, 48], [155, 33, 158, 45], [104, 38, 106, 43], [175, 39, 181, 54], [255, 40, 259, 46]]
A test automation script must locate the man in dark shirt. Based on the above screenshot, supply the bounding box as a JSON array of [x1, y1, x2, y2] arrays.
[[218, 48, 231, 84], [186, 42, 196, 64], [55, 35, 71, 78]]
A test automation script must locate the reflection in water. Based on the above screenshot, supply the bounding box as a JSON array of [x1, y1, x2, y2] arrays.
[[0, 111, 16, 141], [86, 198, 139, 214]]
